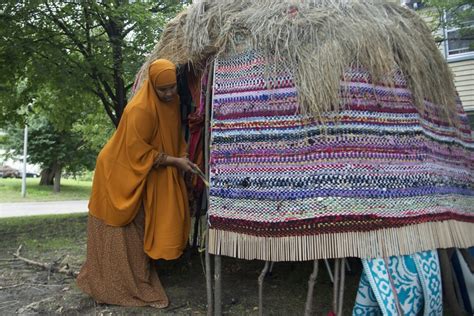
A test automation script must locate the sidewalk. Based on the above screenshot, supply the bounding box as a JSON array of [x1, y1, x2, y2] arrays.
[[0, 200, 89, 218]]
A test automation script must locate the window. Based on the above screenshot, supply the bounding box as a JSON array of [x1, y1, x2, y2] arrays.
[[447, 28, 474, 56], [445, 4, 474, 59]]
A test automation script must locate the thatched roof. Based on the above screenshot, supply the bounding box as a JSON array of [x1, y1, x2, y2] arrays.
[[137, 0, 457, 123]]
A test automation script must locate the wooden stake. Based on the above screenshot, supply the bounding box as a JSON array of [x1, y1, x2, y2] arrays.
[[204, 59, 215, 316], [324, 259, 334, 283], [337, 258, 346, 316], [332, 259, 340, 314], [214, 255, 222, 316], [258, 261, 271, 316], [205, 233, 213, 316], [304, 260, 319, 316]]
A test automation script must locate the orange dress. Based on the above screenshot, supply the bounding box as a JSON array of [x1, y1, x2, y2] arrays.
[[87, 60, 190, 260], [77, 59, 190, 306]]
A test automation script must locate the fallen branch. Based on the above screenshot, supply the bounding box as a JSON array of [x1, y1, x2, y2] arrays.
[[12, 245, 79, 278], [0, 283, 25, 290], [18, 297, 55, 314]]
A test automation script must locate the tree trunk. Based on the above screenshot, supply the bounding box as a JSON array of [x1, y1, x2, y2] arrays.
[[39, 168, 54, 186], [53, 165, 62, 193], [39, 164, 62, 192], [109, 20, 127, 126]]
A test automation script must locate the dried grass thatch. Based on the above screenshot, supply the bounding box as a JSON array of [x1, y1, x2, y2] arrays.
[[137, 0, 457, 123]]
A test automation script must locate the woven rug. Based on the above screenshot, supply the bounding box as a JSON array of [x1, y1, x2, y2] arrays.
[[207, 50, 474, 261]]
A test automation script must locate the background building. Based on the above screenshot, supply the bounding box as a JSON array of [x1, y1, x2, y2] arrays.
[[403, 0, 474, 129]]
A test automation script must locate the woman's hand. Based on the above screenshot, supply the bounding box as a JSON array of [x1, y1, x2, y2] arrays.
[[167, 156, 195, 173]]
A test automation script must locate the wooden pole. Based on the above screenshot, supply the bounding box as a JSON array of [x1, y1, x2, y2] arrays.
[[324, 259, 334, 283], [337, 258, 346, 316], [204, 60, 215, 316], [258, 261, 271, 316], [214, 255, 222, 316], [21, 125, 28, 198], [205, 233, 213, 316], [332, 259, 340, 314], [304, 260, 319, 316]]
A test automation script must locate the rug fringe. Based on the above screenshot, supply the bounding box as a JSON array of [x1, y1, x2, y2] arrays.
[[208, 221, 474, 261]]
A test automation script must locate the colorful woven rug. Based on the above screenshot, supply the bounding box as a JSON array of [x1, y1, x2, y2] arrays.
[[353, 250, 442, 315], [207, 50, 474, 261]]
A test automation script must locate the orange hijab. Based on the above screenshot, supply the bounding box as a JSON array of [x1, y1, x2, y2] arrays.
[[88, 59, 190, 260]]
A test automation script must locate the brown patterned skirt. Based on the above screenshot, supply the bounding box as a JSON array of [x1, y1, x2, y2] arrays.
[[77, 208, 169, 307]]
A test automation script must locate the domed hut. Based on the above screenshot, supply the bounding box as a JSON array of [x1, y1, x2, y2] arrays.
[[134, 0, 474, 314]]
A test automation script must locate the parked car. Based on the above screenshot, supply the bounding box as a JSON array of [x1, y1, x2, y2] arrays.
[[0, 165, 21, 178]]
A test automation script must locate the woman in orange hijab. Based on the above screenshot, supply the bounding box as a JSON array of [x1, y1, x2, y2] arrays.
[[77, 59, 193, 308]]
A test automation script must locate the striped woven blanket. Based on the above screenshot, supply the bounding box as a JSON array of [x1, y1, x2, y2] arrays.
[[207, 50, 474, 261]]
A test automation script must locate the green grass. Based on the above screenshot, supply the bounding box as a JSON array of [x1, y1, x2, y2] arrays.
[[0, 178, 92, 202], [0, 213, 88, 258]]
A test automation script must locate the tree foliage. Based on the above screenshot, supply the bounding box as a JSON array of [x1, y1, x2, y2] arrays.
[[421, 0, 474, 46], [4, 114, 99, 192], [0, 0, 189, 190], [0, 0, 188, 127]]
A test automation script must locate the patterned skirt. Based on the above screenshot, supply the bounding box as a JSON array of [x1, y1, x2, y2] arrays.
[[77, 208, 168, 307]]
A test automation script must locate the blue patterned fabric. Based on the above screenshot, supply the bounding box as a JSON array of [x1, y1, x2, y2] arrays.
[[353, 250, 442, 315], [413, 252, 443, 315]]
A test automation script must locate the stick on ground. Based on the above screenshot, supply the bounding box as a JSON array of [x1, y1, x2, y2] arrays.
[[12, 245, 79, 278]]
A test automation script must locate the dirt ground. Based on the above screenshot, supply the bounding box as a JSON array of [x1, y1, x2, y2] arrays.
[[0, 214, 367, 315]]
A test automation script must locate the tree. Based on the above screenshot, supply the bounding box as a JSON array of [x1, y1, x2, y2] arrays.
[[420, 0, 474, 49], [4, 114, 99, 192], [0, 0, 189, 128], [0, 1, 189, 190]]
